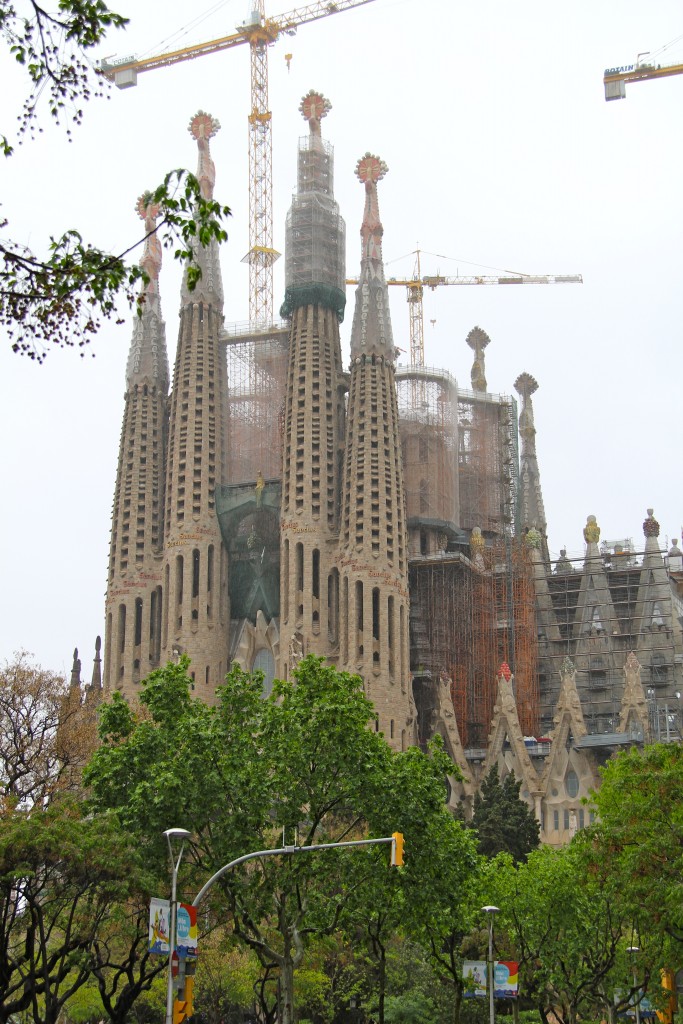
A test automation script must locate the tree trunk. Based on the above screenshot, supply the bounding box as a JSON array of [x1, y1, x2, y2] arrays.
[[280, 957, 295, 1024], [377, 947, 386, 1024]]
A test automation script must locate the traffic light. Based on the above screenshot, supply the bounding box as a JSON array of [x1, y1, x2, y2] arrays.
[[391, 831, 404, 866], [173, 970, 196, 1023]]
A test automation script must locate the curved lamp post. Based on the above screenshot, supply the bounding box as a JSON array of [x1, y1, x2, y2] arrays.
[[482, 905, 499, 1024], [164, 828, 191, 1024]]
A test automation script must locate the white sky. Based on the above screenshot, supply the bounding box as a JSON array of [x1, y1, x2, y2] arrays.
[[1, 0, 681, 676]]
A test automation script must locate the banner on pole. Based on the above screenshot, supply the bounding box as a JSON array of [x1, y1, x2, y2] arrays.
[[463, 960, 519, 998], [149, 898, 170, 954], [176, 903, 198, 960]]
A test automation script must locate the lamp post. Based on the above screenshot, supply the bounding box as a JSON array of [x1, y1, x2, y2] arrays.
[[164, 827, 191, 1024], [626, 946, 641, 1024], [482, 905, 499, 1024]]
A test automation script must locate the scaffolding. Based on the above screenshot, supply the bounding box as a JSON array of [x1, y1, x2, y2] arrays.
[[396, 367, 459, 529], [458, 386, 519, 537], [410, 538, 539, 749], [223, 322, 289, 484], [538, 547, 683, 739]]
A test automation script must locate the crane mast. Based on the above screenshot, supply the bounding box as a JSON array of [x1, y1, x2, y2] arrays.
[[100, 0, 378, 327]]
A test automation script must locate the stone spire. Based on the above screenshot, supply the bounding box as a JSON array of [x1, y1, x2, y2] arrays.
[[161, 110, 228, 696], [466, 326, 490, 392], [514, 372, 548, 554], [125, 195, 169, 391], [281, 90, 346, 320], [279, 91, 347, 673], [338, 155, 416, 749], [181, 111, 224, 308], [103, 195, 170, 693], [349, 153, 396, 360]]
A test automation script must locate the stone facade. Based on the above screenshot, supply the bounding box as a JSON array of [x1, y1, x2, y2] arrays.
[[99, 100, 683, 808]]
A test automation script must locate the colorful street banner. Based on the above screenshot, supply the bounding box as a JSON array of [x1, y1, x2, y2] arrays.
[[176, 903, 198, 960], [149, 898, 170, 954], [463, 961, 488, 998], [463, 960, 519, 998], [494, 961, 519, 998]]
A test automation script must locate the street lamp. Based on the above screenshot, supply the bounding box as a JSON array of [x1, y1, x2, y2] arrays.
[[626, 946, 641, 1024], [482, 905, 499, 1024], [164, 827, 191, 1024]]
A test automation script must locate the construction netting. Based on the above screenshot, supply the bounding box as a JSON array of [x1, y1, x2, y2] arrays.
[[225, 323, 289, 484], [281, 136, 346, 319]]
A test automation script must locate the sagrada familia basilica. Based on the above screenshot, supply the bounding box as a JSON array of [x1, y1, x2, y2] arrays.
[[69, 96, 683, 846]]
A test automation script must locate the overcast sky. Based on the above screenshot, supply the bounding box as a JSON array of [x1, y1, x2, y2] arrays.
[[1, 0, 681, 676]]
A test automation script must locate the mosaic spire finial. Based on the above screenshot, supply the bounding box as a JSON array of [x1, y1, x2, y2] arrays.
[[356, 153, 388, 266], [188, 110, 221, 200], [299, 90, 331, 137], [466, 326, 490, 392]]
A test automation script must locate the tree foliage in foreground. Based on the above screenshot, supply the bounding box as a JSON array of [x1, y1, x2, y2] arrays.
[[1, 1, 230, 360], [590, 743, 683, 943], [0, 800, 153, 1024], [467, 764, 540, 864], [84, 655, 479, 1024]]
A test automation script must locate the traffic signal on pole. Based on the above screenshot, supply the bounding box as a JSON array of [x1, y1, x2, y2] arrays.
[[391, 831, 404, 866], [173, 973, 195, 1023]]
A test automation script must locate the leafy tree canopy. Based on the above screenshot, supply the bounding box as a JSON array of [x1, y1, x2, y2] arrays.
[[1, 1, 230, 361], [468, 764, 539, 863], [84, 656, 476, 1024]]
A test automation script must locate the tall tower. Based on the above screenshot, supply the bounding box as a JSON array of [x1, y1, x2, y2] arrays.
[[160, 112, 229, 694], [338, 154, 415, 749], [279, 92, 347, 675], [104, 194, 169, 693], [514, 372, 549, 560]]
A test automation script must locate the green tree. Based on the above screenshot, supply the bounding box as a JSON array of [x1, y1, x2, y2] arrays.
[[491, 839, 669, 1024], [589, 743, 683, 943], [1, 1, 230, 360], [0, 652, 87, 805], [0, 801, 151, 1024], [468, 765, 539, 863], [85, 656, 468, 1024]]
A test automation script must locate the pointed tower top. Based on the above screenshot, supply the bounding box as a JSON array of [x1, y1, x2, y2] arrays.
[[126, 193, 168, 389], [136, 192, 162, 297], [349, 153, 395, 359], [356, 152, 388, 266], [643, 508, 660, 538], [188, 111, 221, 200], [90, 635, 102, 692], [583, 514, 601, 552], [466, 326, 490, 392], [70, 647, 82, 691], [299, 90, 331, 136], [514, 371, 539, 401], [182, 111, 224, 307]]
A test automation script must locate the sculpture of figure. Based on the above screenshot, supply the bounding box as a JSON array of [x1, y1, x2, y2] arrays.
[[255, 470, 265, 509]]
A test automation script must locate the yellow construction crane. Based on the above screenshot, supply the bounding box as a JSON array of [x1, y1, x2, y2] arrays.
[[347, 250, 582, 371], [100, 0, 378, 327], [604, 56, 683, 101]]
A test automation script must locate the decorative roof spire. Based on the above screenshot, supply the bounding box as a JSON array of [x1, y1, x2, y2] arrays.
[[356, 152, 388, 267], [182, 111, 224, 308], [349, 153, 395, 360], [189, 110, 220, 200], [466, 326, 490, 392], [137, 192, 162, 312], [125, 193, 169, 390], [299, 89, 331, 138], [514, 371, 548, 547]]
